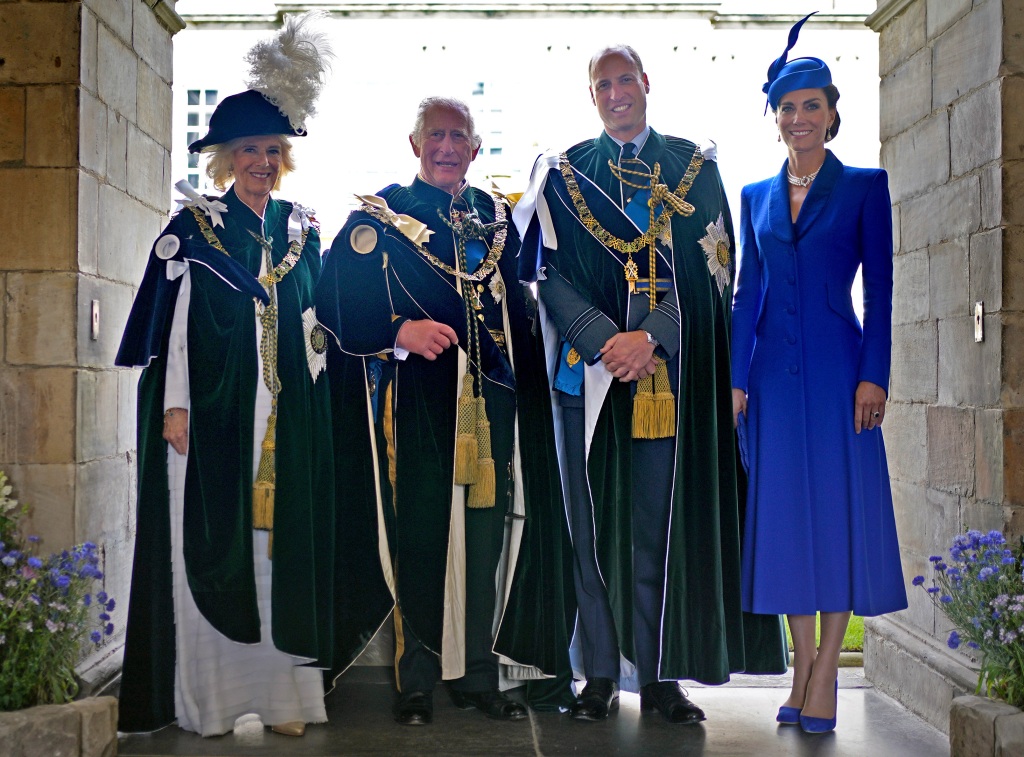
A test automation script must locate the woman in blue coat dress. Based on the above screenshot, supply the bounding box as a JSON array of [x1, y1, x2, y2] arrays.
[[731, 17, 907, 734]]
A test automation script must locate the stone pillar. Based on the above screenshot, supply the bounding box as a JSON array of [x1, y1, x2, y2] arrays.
[[866, 0, 1024, 731], [0, 0, 183, 682]]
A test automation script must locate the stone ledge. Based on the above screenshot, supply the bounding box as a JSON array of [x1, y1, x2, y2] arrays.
[[0, 696, 117, 757], [950, 695, 1024, 757]]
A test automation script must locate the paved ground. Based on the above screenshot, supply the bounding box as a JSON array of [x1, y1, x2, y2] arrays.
[[117, 668, 949, 756]]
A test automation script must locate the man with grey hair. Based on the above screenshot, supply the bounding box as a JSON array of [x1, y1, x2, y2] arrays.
[[513, 44, 787, 724], [319, 97, 574, 726]]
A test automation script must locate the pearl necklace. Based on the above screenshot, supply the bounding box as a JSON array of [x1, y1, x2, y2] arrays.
[[787, 165, 821, 188]]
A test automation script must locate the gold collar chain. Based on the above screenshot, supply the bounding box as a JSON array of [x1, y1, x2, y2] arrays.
[[558, 146, 704, 255], [361, 194, 508, 283]]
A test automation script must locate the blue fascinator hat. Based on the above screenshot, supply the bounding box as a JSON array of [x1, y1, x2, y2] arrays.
[[763, 12, 832, 112]]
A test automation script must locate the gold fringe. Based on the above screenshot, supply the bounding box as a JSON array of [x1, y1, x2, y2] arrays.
[[253, 411, 276, 558], [632, 375, 657, 439], [467, 395, 495, 508], [253, 481, 275, 529], [632, 362, 675, 439], [266, 531, 273, 560], [453, 373, 479, 484]]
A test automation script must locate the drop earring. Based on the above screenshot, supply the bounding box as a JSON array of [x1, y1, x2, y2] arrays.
[[777, 134, 781, 143]]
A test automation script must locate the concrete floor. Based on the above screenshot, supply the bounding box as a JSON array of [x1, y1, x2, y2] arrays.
[[117, 668, 949, 757]]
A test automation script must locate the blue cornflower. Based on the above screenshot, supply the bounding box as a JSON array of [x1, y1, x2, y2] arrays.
[[912, 576, 925, 586], [948, 631, 961, 649], [54, 575, 70, 589], [104, 623, 114, 636], [105, 598, 116, 612], [1003, 557, 1016, 565], [83, 594, 91, 607], [98, 613, 110, 622], [927, 587, 940, 594], [96, 591, 108, 604], [941, 595, 953, 603], [27, 556, 42, 569], [968, 641, 980, 649], [979, 567, 996, 581], [27, 535, 40, 543], [929, 555, 942, 563], [1, 555, 15, 567], [936, 562, 947, 571], [90, 630, 102, 644], [987, 530, 1005, 545]]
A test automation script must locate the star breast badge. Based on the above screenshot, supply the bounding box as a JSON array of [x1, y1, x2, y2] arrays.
[[698, 213, 732, 296]]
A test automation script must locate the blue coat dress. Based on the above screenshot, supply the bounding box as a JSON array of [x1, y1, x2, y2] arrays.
[[731, 150, 907, 617]]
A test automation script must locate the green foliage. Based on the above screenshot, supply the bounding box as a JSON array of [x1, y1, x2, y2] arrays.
[[0, 471, 115, 711], [914, 530, 1024, 709]]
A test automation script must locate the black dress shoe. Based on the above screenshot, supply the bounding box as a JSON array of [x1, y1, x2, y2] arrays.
[[393, 690, 433, 726], [450, 689, 528, 721], [640, 681, 705, 724], [570, 677, 619, 721]]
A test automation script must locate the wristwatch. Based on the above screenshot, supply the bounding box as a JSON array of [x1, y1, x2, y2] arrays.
[[643, 330, 660, 348]]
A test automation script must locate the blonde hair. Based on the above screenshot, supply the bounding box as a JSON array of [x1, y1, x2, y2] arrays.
[[204, 135, 295, 192]]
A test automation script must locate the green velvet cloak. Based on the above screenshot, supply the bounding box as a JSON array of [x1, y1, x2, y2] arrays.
[[117, 189, 336, 732], [541, 131, 787, 682]]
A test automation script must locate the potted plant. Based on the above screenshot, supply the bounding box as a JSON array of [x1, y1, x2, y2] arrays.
[[913, 529, 1024, 756]]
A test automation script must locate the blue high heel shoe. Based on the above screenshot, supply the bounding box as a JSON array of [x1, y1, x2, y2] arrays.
[[799, 681, 838, 733], [776, 705, 801, 725]]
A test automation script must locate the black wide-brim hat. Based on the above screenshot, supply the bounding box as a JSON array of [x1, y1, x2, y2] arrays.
[[187, 89, 304, 153]]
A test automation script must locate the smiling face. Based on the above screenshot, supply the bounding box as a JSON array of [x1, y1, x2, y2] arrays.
[[230, 135, 283, 212], [776, 88, 835, 156], [409, 105, 479, 195], [589, 50, 650, 142]]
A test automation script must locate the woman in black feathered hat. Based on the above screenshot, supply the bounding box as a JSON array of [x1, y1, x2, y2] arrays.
[[730, 12, 907, 734], [115, 13, 342, 738]]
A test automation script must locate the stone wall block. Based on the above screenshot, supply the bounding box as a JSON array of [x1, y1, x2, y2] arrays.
[[133, 0, 173, 83], [884, 400, 927, 484], [97, 184, 163, 285], [25, 84, 78, 168], [891, 321, 938, 402], [1003, 77, 1024, 162], [1006, 0, 1024, 69], [926, 0, 973, 40], [117, 369, 138, 455], [1002, 314, 1024, 408], [950, 81, 1001, 177], [86, 0, 133, 45], [68, 696, 118, 757], [927, 405, 976, 496], [975, 409, 1004, 504], [1003, 228, 1024, 312], [930, 238, 970, 319], [892, 476, 954, 553], [127, 124, 168, 211], [79, 89, 107, 177], [97, 22, 137, 121], [950, 696, 1021, 757], [995, 710, 1024, 757], [938, 315, 1000, 407], [880, 50, 931, 141], [900, 548, 941, 634], [961, 499, 1012, 535], [893, 248, 929, 324], [900, 175, 981, 253], [78, 276, 136, 368], [0, 87, 25, 162], [1003, 409, 1024, 509], [4, 366, 76, 464], [5, 462, 76, 550], [76, 369, 119, 461], [881, 113, 949, 204], [0, 3, 81, 85], [105, 108, 128, 192], [892, 202, 901, 256], [6, 271, 77, 366], [970, 227, 1002, 314], [0, 703, 79, 757], [0, 168, 77, 271], [77, 455, 131, 552], [1002, 160, 1024, 228], [932, 0, 1001, 109], [79, 171, 99, 275], [981, 163, 1002, 231], [137, 61, 172, 148], [81, 5, 98, 94], [878, 0, 926, 76]]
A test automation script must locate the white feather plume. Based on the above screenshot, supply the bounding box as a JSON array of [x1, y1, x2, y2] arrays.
[[245, 11, 334, 134]]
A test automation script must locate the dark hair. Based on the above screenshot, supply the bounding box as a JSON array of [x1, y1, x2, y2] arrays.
[[771, 83, 842, 141]]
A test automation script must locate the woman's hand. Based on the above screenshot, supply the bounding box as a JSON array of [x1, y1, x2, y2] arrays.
[[854, 381, 886, 434], [396, 319, 458, 360], [732, 388, 747, 429], [163, 408, 189, 455]]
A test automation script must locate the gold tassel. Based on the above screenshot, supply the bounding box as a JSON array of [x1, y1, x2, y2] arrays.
[[632, 375, 657, 439], [266, 531, 273, 560], [453, 373, 479, 484], [253, 411, 276, 559], [467, 395, 495, 508]]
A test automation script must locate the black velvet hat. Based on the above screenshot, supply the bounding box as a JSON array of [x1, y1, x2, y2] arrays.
[[187, 90, 301, 153]]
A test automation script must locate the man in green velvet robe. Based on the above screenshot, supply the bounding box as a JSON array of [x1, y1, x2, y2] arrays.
[[512, 45, 788, 724], [317, 97, 574, 726]]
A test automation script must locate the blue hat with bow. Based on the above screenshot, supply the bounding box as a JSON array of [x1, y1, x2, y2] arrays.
[[763, 12, 831, 113]]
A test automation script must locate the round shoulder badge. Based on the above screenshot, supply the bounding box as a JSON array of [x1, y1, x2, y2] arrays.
[[350, 224, 378, 254]]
